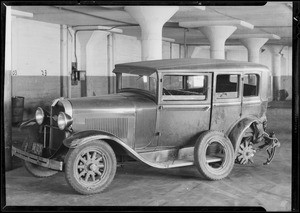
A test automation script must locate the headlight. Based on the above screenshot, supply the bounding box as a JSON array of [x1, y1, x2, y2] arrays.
[[57, 112, 73, 130], [35, 107, 45, 125]]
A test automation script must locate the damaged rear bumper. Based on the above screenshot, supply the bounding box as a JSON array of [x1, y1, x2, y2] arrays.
[[12, 146, 63, 171]]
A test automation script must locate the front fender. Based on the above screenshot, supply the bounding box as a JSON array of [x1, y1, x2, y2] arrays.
[[63, 130, 126, 148], [62, 130, 182, 169]]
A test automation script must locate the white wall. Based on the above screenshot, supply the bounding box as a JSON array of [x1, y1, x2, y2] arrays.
[[11, 18, 60, 76], [86, 31, 108, 76], [171, 43, 180, 59], [225, 47, 248, 62], [114, 34, 142, 64], [162, 41, 171, 59], [188, 46, 210, 59], [11, 17, 293, 102]]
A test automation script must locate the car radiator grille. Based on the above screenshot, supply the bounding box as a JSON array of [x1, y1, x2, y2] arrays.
[[85, 117, 129, 139], [50, 103, 66, 150]]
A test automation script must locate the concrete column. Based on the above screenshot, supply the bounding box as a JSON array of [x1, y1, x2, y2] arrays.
[[76, 31, 93, 70], [268, 45, 283, 100], [5, 6, 12, 171], [240, 38, 269, 63], [125, 6, 179, 60], [200, 26, 237, 59], [107, 33, 115, 94], [76, 31, 93, 97]]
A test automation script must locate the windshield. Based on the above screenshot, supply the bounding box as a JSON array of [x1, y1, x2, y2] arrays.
[[119, 73, 157, 96]]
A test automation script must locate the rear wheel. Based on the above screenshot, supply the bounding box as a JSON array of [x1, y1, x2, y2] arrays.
[[194, 131, 235, 180], [64, 140, 117, 195]]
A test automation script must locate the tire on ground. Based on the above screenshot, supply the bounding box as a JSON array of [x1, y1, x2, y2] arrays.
[[64, 140, 117, 195], [22, 134, 58, 178], [24, 161, 58, 178], [194, 130, 235, 180]]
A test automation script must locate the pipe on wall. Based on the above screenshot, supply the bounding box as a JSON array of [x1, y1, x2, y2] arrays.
[[60, 24, 70, 98]]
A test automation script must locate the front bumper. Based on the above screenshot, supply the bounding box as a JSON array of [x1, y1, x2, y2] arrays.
[[12, 146, 63, 171]]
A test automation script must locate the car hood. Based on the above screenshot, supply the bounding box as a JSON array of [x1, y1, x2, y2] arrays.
[[67, 92, 156, 118]]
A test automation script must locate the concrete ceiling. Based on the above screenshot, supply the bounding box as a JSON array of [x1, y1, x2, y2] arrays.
[[12, 2, 293, 46]]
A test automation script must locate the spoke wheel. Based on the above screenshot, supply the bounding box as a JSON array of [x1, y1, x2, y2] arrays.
[[64, 140, 116, 195], [235, 137, 256, 165], [194, 131, 235, 180]]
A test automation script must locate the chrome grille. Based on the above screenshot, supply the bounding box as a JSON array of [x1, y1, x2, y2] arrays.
[[85, 117, 129, 139]]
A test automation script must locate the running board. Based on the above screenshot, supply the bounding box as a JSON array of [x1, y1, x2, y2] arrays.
[[155, 159, 194, 168], [138, 147, 195, 168], [138, 146, 223, 169]]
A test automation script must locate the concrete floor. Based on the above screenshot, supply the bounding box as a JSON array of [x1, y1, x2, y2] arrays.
[[5, 101, 292, 211]]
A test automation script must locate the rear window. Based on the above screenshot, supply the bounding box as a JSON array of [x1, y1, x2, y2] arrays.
[[216, 74, 240, 99], [243, 74, 259, 97]]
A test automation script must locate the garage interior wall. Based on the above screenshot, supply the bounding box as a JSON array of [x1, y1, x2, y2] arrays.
[[11, 17, 292, 120], [11, 18, 61, 119]]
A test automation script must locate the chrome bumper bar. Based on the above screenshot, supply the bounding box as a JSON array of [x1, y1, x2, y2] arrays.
[[12, 146, 63, 171]]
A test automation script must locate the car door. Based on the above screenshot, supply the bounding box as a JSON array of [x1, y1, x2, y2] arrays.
[[157, 71, 212, 148], [241, 72, 265, 117], [210, 72, 242, 134]]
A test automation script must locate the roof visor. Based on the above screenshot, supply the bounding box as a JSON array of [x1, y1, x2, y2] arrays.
[[113, 65, 156, 76]]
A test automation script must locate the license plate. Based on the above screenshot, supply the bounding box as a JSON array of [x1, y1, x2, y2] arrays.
[[22, 141, 43, 156]]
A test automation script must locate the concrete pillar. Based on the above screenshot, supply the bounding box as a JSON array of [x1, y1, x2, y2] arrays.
[[240, 38, 269, 63], [76, 31, 93, 97], [76, 31, 93, 70], [200, 26, 237, 59], [107, 33, 115, 94], [5, 6, 12, 171], [125, 6, 179, 60], [268, 45, 283, 100]]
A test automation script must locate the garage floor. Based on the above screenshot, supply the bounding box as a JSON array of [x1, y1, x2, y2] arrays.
[[5, 101, 292, 211]]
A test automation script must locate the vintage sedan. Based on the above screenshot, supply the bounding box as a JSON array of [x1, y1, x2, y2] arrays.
[[12, 58, 280, 195]]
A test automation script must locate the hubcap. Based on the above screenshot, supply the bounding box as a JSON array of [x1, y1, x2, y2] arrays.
[[89, 163, 98, 172]]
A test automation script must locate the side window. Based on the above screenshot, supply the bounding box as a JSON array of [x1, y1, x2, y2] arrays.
[[216, 74, 240, 99], [162, 75, 208, 101], [243, 74, 259, 97]]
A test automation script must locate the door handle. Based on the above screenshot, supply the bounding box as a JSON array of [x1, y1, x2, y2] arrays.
[[200, 106, 211, 111]]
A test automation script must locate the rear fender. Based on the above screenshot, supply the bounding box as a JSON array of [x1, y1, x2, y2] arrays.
[[228, 116, 264, 154]]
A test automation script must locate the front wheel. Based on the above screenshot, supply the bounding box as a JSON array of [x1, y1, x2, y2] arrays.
[[24, 161, 58, 178], [194, 131, 235, 180], [64, 140, 117, 195]]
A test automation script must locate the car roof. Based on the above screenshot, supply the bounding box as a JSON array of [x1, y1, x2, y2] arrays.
[[113, 58, 270, 76]]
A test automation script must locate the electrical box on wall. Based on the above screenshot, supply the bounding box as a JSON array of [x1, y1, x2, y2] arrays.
[[71, 62, 86, 85]]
